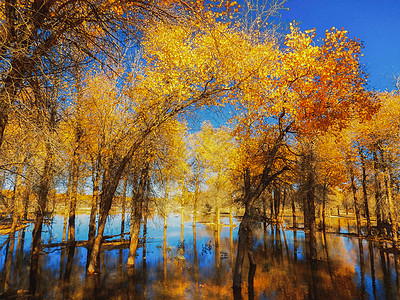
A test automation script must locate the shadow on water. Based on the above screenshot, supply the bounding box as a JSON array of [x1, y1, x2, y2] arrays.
[[0, 213, 400, 299]]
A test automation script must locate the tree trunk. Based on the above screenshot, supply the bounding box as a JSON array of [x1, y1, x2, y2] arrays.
[[359, 147, 371, 236], [67, 151, 80, 242], [292, 194, 297, 228], [29, 142, 53, 296], [381, 150, 399, 248], [88, 157, 100, 243], [350, 165, 362, 236], [322, 184, 327, 232], [86, 207, 109, 274], [121, 177, 128, 239], [247, 227, 256, 300], [303, 150, 316, 237], [193, 163, 200, 227], [86, 165, 124, 273], [127, 195, 143, 268], [373, 148, 383, 231], [233, 207, 249, 298]]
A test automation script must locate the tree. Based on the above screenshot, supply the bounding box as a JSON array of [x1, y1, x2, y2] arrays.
[[229, 23, 374, 296]]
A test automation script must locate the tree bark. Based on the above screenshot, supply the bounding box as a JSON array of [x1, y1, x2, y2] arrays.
[[373, 148, 383, 232], [127, 195, 143, 268], [88, 156, 101, 243], [359, 147, 371, 235], [121, 177, 128, 239], [29, 142, 54, 296], [350, 165, 362, 236], [380, 150, 399, 247]]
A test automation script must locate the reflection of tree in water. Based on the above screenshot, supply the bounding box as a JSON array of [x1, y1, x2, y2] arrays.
[[201, 240, 213, 255], [249, 230, 360, 300], [2, 215, 400, 299]]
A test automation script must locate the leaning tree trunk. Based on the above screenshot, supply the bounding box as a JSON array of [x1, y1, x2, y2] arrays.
[[127, 165, 149, 268], [127, 196, 143, 268], [86, 165, 123, 274]]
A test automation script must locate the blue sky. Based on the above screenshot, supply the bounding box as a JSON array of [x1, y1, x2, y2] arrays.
[[283, 0, 400, 91]]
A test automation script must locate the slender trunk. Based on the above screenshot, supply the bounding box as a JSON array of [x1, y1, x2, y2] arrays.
[[4, 228, 15, 292], [273, 186, 280, 221], [322, 184, 327, 232], [68, 63, 83, 244], [143, 199, 148, 262], [350, 165, 362, 236], [163, 215, 167, 282], [180, 204, 184, 255], [215, 206, 220, 234], [359, 147, 371, 235], [67, 154, 80, 242], [21, 159, 32, 221], [215, 221, 221, 285], [304, 150, 316, 237], [0, 104, 8, 149], [280, 188, 286, 222], [88, 159, 100, 243], [193, 163, 200, 227], [193, 223, 199, 292], [292, 195, 297, 228], [381, 150, 399, 247], [121, 177, 128, 239], [373, 148, 383, 231]]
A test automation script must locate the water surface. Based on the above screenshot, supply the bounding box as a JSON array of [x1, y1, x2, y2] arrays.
[[0, 213, 399, 299]]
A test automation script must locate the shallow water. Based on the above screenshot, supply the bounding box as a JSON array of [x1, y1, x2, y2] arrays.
[[0, 213, 399, 299]]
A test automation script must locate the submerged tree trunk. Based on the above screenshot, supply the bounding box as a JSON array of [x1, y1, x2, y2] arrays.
[[29, 142, 54, 296], [233, 206, 250, 298], [127, 164, 149, 268], [127, 195, 143, 268], [86, 155, 101, 268], [4, 160, 26, 291], [193, 163, 200, 227], [88, 156, 101, 243], [121, 177, 128, 239], [380, 150, 399, 248], [359, 147, 371, 236], [350, 165, 362, 236], [303, 150, 316, 237], [86, 163, 125, 273], [67, 151, 80, 243]]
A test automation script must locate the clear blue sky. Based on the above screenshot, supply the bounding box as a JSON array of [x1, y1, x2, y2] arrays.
[[283, 0, 400, 91]]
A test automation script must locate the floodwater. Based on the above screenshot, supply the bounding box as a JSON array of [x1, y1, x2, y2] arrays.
[[0, 213, 400, 299]]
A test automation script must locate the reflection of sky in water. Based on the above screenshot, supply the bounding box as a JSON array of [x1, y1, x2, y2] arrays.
[[1, 213, 399, 299]]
